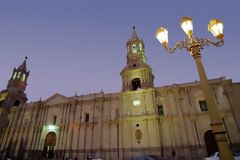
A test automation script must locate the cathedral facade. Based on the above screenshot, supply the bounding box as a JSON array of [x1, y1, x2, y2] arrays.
[[0, 29, 240, 160]]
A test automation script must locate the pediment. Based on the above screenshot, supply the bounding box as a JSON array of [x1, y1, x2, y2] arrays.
[[44, 93, 69, 105]]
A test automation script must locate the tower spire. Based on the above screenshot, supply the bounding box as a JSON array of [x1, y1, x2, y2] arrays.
[[1, 57, 30, 107], [131, 26, 139, 40], [18, 57, 28, 72]]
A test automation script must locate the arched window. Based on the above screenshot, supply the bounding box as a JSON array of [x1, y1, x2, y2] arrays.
[[157, 105, 164, 116], [131, 78, 141, 91], [13, 72, 17, 80], [14, 100, 21, 106], [84, 113, 89, 122], [17, 72, 21, 79], [139, 43, 142, 51], [21, 74, 26, 81], [132, 44, 137, 53]]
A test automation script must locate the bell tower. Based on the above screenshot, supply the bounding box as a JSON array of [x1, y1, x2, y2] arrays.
[[121, 26, 154, 91], [120, 28, 158, 157], [0, 57, 29, 107], [0, 57, 29, 139]]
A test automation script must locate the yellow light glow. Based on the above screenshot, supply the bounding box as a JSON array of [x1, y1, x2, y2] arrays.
[[21, 74, 26, 81], [133, 99, 141, 106], [17, 72, 21, 79], [46, 124, 59, 131], [155, 27, 168, 47], [208, 19, 224, 39], [180, 16, 193, 37], [13, 72, 17, 80]]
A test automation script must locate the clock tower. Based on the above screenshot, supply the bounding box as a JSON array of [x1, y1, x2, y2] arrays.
[[119, 27, 159, 158]]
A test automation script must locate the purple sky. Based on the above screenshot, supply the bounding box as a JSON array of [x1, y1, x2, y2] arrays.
[[0, 1, 239, 102]]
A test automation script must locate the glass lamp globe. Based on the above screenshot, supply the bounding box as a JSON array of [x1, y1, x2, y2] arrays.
[[208, 19, 224, 39], [180, 16, 193, 38], [155, 27, 168, 48]]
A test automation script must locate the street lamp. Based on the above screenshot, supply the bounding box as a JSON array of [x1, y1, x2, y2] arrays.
[[155, 17, 233, 160]]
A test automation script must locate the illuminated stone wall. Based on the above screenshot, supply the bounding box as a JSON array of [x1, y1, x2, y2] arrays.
[[1, 78, 239, 160]]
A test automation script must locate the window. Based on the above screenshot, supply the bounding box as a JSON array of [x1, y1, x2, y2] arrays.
[[157, 105, 164, 116], [132, 44, 137, 53], [139, 43, 142, 51], [84, 113, 89, 122], [21, 74, 26, 81], [131, 78, 141, 91], [13, 72, 17, 80], [14, 100, 21, 106], [199, 100, 208, 111], [53, 116, 57, 125], [17, 72, 21, 79], [142, 55, 147, 63]]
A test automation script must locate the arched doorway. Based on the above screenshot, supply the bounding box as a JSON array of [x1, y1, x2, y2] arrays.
[[43, 132, 56, 159], [132, 78, 141, 90], [204, 130, 218, 156]]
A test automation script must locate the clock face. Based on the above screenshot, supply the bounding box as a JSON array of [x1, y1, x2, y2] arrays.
[[133, 99, 141, 107], [132, 44, 137, 53]]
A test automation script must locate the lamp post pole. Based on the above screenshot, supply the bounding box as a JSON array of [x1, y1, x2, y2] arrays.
[[155, 17, 234, 160], [190, 43, 233, 160]]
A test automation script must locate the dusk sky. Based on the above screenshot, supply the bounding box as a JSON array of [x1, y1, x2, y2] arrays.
[[0, 1, 239, 102]]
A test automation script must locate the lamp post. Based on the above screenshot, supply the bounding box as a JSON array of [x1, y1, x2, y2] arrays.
[[155, 17, 233, 160]]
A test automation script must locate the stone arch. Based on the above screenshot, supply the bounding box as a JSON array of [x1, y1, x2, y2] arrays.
[[131, 78, 141, 90], [204, 130, 218, 156], [13, 100, 21, 106], [43, 131, 57, 159]]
